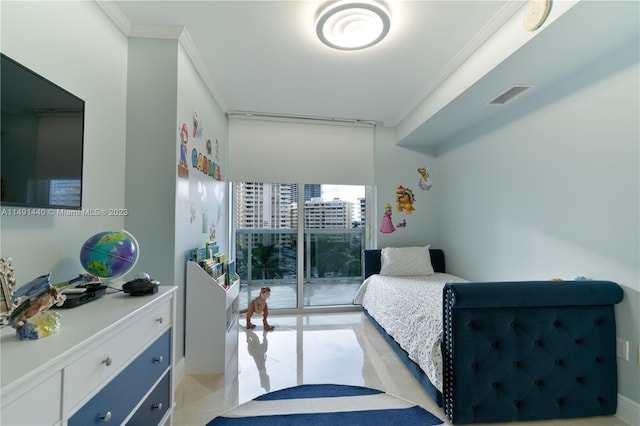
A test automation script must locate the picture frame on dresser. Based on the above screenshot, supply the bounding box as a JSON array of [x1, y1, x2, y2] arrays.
[[0, 257, 18, 326]]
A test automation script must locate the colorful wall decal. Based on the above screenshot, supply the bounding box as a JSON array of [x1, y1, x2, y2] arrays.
[[417, 167, 432, 190], [190, 203, 196, 223], [191, 148, 222, 181], [178, 122, 189, 179], [379, 203, 395, 234], [193, 111, 203, 139], [395, 185, 416, 214]]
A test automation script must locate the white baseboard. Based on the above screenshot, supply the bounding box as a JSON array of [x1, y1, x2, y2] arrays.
[[617, 393, 640, 426]]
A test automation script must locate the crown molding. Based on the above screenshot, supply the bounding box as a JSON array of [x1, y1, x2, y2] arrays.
[[178, 29, 229, 112], [95, 0, 131, 35]]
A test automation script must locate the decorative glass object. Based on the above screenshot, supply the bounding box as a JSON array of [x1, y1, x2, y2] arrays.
[[8, 273, 66, 340]]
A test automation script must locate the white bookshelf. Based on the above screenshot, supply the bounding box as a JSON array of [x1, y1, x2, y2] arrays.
[[185, 261, 239, 374]]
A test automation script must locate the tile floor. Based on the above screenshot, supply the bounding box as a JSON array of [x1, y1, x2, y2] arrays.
[[173, 312, 628, 426]]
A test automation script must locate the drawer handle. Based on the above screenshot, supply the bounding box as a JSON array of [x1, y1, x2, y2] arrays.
[[101, 411, 112, 423], [154, 355, 164, 364], [153, 403, 163, 411], [102, 356, 113, 367], [156, 317, 164, 324]]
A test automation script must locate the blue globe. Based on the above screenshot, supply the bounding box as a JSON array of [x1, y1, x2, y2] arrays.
[[80, 230, 139, 279]]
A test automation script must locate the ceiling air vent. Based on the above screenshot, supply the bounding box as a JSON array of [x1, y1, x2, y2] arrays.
[[488, 85, 533, 105]]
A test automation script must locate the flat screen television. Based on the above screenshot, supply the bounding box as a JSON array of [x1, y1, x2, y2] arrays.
[[1, 53, 85, 210]]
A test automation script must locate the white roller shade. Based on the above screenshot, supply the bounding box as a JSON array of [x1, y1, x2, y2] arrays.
[[228, 116, 374, 185]]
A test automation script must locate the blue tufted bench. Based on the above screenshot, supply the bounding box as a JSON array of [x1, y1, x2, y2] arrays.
[[361, 249, 624, 424], [442, 280, 623, 424]]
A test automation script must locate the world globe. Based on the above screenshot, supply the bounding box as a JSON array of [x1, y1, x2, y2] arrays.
[[80, 230, 139, 279]]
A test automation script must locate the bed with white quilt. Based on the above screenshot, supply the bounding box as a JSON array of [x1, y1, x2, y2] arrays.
[[354, 246, 624, 424]]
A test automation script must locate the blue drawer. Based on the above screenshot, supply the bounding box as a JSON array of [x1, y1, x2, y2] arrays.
[[126, 372, 170, 425], [69, 330, 171, 426]]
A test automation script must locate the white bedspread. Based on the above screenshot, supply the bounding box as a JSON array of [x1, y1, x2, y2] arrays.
[[353, 273, 466, 392]]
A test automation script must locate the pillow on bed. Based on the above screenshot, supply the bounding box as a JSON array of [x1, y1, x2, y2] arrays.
[[379, 245, 435, 276]]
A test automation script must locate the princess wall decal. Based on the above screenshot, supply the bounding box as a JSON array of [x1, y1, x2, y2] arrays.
[[379, 203, 396, 234]]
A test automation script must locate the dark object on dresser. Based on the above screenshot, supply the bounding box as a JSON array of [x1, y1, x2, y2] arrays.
[[123, 279, 159, 296], [54, 285, 107, 309]]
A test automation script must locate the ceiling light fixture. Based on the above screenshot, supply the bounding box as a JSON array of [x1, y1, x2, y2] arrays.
[[316, 1, 391, 50]]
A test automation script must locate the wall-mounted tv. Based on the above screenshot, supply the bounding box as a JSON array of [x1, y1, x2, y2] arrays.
[[1, 53, 85, 210]]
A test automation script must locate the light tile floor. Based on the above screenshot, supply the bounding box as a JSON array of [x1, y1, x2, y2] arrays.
[[174, 312, 628, 426]]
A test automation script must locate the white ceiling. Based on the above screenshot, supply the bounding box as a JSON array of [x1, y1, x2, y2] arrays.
[[105, 0, 639, 151]]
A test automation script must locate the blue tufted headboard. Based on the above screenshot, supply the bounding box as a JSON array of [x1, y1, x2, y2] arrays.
[[442, 280, 624, 424]]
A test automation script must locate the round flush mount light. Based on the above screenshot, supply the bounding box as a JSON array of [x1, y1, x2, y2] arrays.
[[316, 1, 391, 50]]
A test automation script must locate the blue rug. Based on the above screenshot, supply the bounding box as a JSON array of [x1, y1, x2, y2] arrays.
[[207, 384, 443, 425]]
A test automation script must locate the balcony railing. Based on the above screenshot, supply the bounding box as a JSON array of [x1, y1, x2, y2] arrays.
[[235, 228, 365, 308]]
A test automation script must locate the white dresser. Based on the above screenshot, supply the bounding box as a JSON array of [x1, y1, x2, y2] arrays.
[[1, 286, 177, 426]]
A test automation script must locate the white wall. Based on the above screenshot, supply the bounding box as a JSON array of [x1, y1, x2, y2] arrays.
[[125, 37, 179, 287], [174, 44, 229, 357], [175, 43, 229, 263], [124, 38, 229, 360], [373, 126, 440, 249], [437, 58, 640, 407], [0, 1, 128, 284]]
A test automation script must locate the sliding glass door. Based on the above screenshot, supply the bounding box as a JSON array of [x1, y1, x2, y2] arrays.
[[234, 183, 366, 311]]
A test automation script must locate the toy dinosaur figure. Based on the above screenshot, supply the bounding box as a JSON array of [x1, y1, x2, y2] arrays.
[[240, 286, 274, 331]]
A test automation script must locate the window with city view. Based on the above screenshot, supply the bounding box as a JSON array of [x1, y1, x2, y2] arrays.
[[234, 183, 366, 310]]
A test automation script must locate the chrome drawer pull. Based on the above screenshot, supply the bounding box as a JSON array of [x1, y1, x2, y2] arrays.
[[154, 355, 164, 364], [102, 356, 113, 367], [153, 403, 163, 411], [101, 411, 112, 423], [156, 317, 164, 324]]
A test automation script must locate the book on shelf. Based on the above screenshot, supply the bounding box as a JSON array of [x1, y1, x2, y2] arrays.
[[189, 242, 236, 290], [189, 247, 208, 263], [206, 241, 219, 258], [224, 260, 236, 287]]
